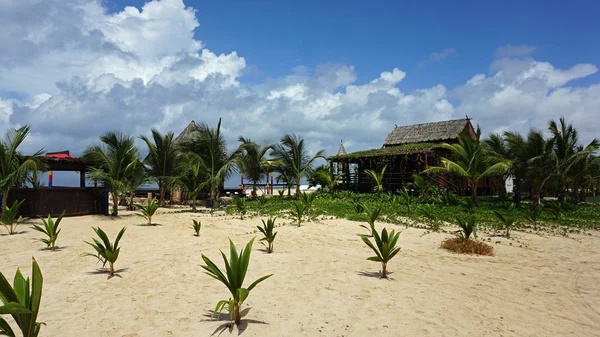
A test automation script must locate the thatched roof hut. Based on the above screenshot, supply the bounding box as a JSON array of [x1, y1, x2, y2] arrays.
[[383, 118, 474, 147], [175, 121, 201, 144]]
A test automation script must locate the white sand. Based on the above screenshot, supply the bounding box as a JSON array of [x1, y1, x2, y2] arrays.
[[1, 208, 599, 336]]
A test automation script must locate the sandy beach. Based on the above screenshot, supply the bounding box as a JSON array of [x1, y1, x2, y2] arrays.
[[1, 208, 599, 337]]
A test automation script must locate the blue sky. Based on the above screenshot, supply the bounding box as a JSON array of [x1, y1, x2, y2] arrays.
[[109, 0, 600, 89], [2, 0, 600, 187]]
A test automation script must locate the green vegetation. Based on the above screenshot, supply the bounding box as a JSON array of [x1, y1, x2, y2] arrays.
[[492, 203, 519, 238], [455, 214, 477, 239], [359, 204, 382, 235], [361, 227, 401, 278], [201, 238, 272, 325], [0, 258, 44, 337], [364, 165, 387, 194], [289, 201, 306, 226], [300, 192, 316, 217], [397, 188, 413, 214], [84, 227, 126, 276], [135, 197, 159, 225], [1, 200, 28, 235], [32, 211, 65, 250], [257, 217, 278, 253], [233, 197, 247, 220], [441, 215, 494, 256], [140, 129, 178, 206], [191, 220, 202, 236]]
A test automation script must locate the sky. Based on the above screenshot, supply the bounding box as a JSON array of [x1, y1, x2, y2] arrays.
[[1, 0, 600, 187]]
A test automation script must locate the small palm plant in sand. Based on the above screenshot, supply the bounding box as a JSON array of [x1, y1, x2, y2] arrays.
[[300, 192, 316, 217], [201, 238, 272, 325], [257, 217, 277, 253], [361, 227, 400, 278], [257, 195, 268, 215], [493, 203, 519, 238], [416, 204, 440, 231], [135, 197, 159, 225], [397, 187, 412, 214], [289, 201, 305, 226], [359, 204, 382, 235], [84, 227, 126, 276], [365, 165, 387, 194], [32, 210, 65, 250], [191, 220, 202, 236], [0, 258, 44, 337], [524, 204, 543, 227], [441, 215, 493, 255], [233, 197, 247, 220], [1, 199, 28, 235]]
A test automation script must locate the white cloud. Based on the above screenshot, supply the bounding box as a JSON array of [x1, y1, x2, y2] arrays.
[[0, 0, 599, 161], [495, 44, 537, 58], [419, 48, 458, 67]]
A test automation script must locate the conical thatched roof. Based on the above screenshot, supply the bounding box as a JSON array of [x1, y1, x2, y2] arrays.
[[337, 140, 347, 156], [175, 120, 200, 144], [383, 118, 472, 147]]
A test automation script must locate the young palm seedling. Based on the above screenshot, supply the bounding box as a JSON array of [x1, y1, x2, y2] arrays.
[[32, 210, 65, 251], [289, 201, 306, 226], [201, 238, 272, 325], [361, 227, 400, 278], [257, 195, 268, 215], [300, 192, 317, 218], [365, 165, 387, 194], [456, 214, 477, 239], [493, 203, 520, 238], [441, 214, 493, 256], [359, 204, 382, 235], [398, 187, 412, 214], [545, 201, 563, 220], [83, 227, 126, 276], [191, 219, 202, 236], [233, 197, 247, 220], [257, 217, 278, 253], [524, 204, 543, 227], [417, 204, 440, 231], [1, 199, 28, 235], [0, 257, 44, 337], [135, 197, 159, 225]]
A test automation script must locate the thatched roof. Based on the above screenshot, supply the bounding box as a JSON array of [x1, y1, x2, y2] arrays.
[[175, 121, 200, 144], [383, 118, 471, 147], [336, 141, 347, 156], [329, 142, 442, 161]]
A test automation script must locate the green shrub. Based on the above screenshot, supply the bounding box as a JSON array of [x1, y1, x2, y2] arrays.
[[135, 197, 159, 225], [524, 204, 543, 226], [398, 188, 412, 214], [359, 204, 381, 235], [493, 203, 519, 238], [300, 192, 317, 217], [32, 211, 65, 250], [191, 220, 201, 236], [455, 214, 477, 239], [0, 257, 44, 337], [1, 200, 28, 235], [361, 227, 401, 278], [289, 201, 305, 226], [84, 227, 126, 276], [233, 197, 247, 220], [201, 238, 272, 325], [257, 217, 277, 253]]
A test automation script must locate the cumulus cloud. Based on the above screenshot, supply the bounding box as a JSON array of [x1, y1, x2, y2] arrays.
[[0, 0, 599, 163]]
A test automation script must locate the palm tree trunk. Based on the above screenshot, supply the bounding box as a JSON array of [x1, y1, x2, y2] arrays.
[[1, 189, 8, 217], [471, 179, 479, 207], [252, 182, 257, 198], [159, 183, 165, 206], [129, 192, 135, 211], [512, 176, 521, 207], [295, 177, 301, 198], [191, 196, 197, 212], [558, 176, 566, 202], [381, 262, 387, 278], [111, 191, 119, 216]]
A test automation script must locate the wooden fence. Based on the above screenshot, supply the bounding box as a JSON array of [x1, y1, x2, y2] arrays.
[[7, 187, 107, 217]]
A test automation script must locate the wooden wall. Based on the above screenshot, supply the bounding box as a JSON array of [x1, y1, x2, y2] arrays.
[[8, 187, 107, 217]]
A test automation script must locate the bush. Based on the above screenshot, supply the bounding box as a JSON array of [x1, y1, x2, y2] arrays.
[[289, 201, 305, 226], [0, 258, 44, 336], [440, 237, 494, 256], [233, 197, 247, 220]]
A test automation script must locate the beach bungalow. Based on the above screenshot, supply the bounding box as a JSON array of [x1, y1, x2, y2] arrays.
[[329, 118, 496, 194]]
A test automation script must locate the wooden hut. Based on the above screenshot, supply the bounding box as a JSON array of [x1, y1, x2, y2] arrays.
[[328, 118, 476, 193]]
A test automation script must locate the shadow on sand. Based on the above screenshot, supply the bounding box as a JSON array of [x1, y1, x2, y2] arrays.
[[202, 308, 268, 336]]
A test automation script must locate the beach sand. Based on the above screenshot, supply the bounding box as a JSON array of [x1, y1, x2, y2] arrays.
[[1, 208, 599, 336]]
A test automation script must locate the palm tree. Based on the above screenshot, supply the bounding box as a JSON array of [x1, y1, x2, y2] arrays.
[[140, 129, 178, 206], [548, 117, 599, 202], [237, 137, 273, 198], [83, 132, 140, 216], [178, 118, 240, 208], [0, 126, 45, 216], [307, 164, 344, 193], [125, 159, 149, 211], [364, 165, 387, 194], [484, 133, 513, 201], [424, 127, 509, 206], [504, 129, 554, 206], [271, 134, 325, 198], [170, 154, 207, 211]]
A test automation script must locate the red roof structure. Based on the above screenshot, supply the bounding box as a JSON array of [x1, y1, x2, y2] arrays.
[[46, 150, 77, 159]]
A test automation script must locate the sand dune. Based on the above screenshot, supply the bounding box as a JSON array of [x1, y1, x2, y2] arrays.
[[1, 208, 599, 336]]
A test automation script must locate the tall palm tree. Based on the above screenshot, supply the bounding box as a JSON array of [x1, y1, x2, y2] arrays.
[[236, 137, 273, 197], [125, 159, 149, 211], [140, 129, 178, 206], [308, 164, 344, 193], [0, 126, 45, 216], [548, 117, 599, 201], [484, 133, 513, 200], [83, 132, 140, 216], [504, 129, 554, 206], [169, 154, 208, 211], [178, 118, 240, 207], [424, 127, 509, 206], [270, 134, 325, 198]]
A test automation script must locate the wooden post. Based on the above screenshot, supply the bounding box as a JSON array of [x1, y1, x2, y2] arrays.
[[80, 171, 86, 187]]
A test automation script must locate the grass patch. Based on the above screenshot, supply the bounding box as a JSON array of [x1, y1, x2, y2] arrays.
[[440, 238, 494, 256]]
